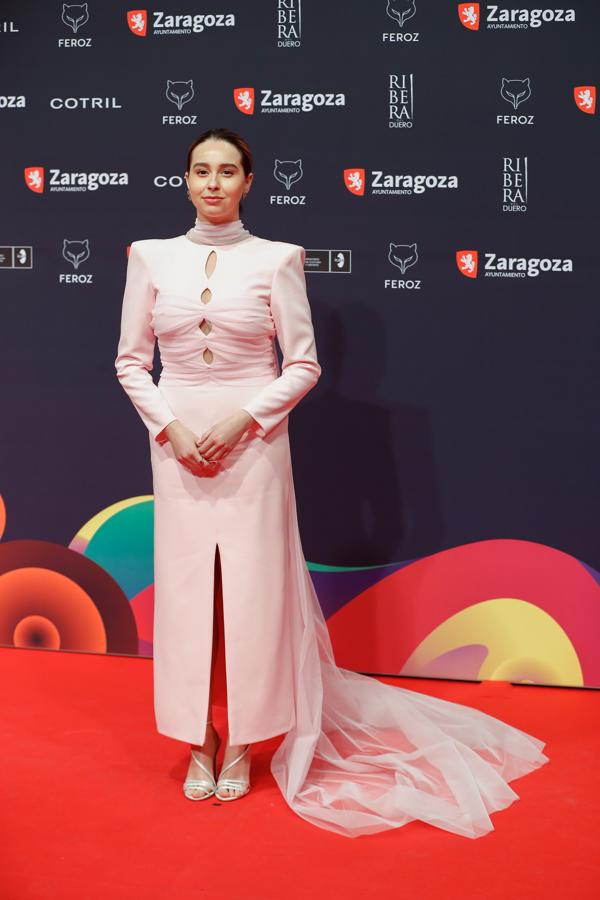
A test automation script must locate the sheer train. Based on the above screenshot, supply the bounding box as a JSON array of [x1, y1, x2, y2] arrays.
[[271, 476, 550, 838]]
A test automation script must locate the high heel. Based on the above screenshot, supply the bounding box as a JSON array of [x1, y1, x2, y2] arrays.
[[183, 720, 221, 801], [215, 744, 251, 801]]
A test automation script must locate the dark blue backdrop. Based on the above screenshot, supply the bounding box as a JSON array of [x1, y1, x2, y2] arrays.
[[1, 1, 598, 575]]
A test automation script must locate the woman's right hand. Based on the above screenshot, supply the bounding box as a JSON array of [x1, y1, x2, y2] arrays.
[[165, 420, 218, 476]]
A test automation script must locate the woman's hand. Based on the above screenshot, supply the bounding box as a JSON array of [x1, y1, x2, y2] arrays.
[[195, 410, 259, 465], [164, 420, 214, 476]]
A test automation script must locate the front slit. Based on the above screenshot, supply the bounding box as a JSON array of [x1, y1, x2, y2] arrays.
[[209, 542, 229, 740]]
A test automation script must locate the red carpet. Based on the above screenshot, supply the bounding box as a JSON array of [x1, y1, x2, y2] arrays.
[[2, 646, 598, 900]]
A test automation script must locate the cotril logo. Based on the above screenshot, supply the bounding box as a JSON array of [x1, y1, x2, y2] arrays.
[[458, 3, 480, 30], [24, 167, 44, 193], [343, 169, 366, 196], [574, 86, 596, 115], [127, 10, 148, 37], [234, 87, 254, 114], [456, 250, 478, 277]]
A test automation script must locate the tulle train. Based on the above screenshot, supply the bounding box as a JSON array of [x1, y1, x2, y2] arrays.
[[270, 477, 550, 838]]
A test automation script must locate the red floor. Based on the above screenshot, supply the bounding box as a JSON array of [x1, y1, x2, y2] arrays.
[[2, 646, 598, 900]]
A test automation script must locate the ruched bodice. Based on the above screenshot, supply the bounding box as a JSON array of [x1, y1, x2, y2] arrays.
[[151, 237, 279, 383]]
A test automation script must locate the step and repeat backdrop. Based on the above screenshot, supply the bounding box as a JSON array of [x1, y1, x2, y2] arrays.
[[1, 2, 599, 687]]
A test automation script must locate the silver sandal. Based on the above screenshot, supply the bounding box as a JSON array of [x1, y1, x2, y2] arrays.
[[215, 744, 251, 801], [183, 720, 221, 801]]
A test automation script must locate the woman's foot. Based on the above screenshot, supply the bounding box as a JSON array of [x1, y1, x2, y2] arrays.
[[184, 721, 220, 800], [216, 738, 252, 800]]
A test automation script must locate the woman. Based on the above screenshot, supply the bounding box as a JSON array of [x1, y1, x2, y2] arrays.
[[115, 128, 549, 837]]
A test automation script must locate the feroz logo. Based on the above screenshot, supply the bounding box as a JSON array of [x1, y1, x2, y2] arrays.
[[382, 0, 419, 43], [344, 168, 365, 196], [62, 3, 89, 32], [457, 249, 478, 277], [128, 10, 148, 36], [234, 87, 254, 114], [458, 3, 479, 30], [385, 241, 421, 290], [387, 0, 416, 28], [63, 239, 90, 270], [166, 80, 194, 110], [274, 159, 303, 191], [25, 167, 44, 193], [574, 86, 596, 115], [271, 159, 306, 205], [500, 77, 531, 109]]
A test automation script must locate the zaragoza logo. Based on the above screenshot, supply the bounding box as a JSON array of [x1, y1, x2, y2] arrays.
[[24, 166, 44, 193], [127, 10, 148, 37], [456, 249, 478, 277], [574, 86, 596, 115], [234, 86, 345, 114], [458, 3, 480, 29], [343, 168, 366, 196], [234, 87, 254, 114], [459, 4, 575, 30]]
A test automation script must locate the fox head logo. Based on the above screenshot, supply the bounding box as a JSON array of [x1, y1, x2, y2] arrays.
[[389, 242, 418, 273], [63, 239, 90, 270], [166, 80, 194, 110], [62, 3, 89, 33], [456, 249, 478, 278], [274, 160, 303, 190], [344, 168, 365, 196], [458, 3, 479, 30], [127, 10, 147, 36], [386, 0, 417, 28], [500, 77, 531, 109], [25, 167, 44, 193], [574, 85, 596, 114], [234, 87, 254, 114]]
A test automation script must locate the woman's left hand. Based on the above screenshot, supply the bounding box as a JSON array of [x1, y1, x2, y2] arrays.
[[195, 409, 259, 465]]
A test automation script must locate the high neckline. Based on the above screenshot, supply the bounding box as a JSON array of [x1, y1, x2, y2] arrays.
[[184, 216, 253, 247]]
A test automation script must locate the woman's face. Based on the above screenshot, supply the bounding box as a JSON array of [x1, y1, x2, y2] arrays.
[[185, 139, 253, 223]]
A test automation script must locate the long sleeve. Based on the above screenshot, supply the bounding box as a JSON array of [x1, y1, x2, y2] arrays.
[[115, 241, 178, 443], [241, 244, 321, 438]]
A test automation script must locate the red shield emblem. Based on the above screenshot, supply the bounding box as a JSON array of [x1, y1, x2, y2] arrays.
[[343, 168, 365, 196], [127, 10, 147, 36], [458, 3, 480, 30], [456, 249, 478, 278], [233, 87, 254, 115], [574, 85, 596, 115], [24, 166, 44, 193]]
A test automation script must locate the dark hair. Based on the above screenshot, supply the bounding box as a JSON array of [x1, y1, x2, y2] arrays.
[[186, 128, 253, 216]]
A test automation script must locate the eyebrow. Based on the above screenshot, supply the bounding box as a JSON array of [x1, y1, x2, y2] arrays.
[[192, 161, 239, 168]]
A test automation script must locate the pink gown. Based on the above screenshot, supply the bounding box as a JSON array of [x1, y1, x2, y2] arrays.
[[115, 217, 549, 839]]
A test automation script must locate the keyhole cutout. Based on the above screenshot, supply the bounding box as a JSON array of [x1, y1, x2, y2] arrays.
[[205, 249, 217, 278], [201, 250, 216, 367]]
